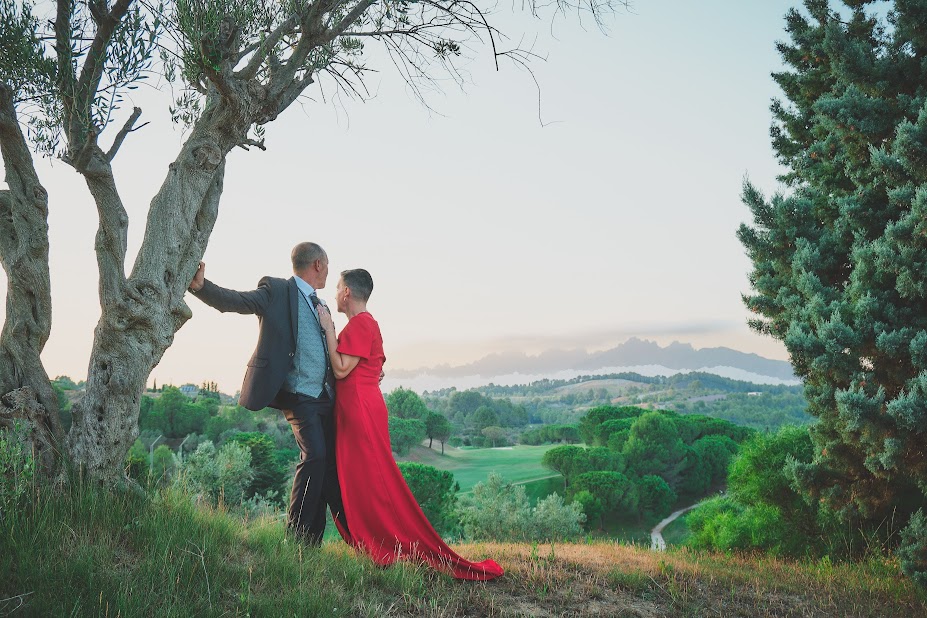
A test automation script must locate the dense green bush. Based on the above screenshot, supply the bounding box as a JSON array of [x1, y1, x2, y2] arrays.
[[899, 509, 927, 588], [636, 475, 676, 520], [227, 433, 289, 504], [388, 416, 427, 455], [686, 496, 809, 557], [572, 471, 638, 527], [686, 426, 841, 558], [125, 439, 149, 481], [398, 462, 459, 534]]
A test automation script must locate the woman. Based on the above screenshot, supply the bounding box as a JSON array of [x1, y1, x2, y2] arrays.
[[318, 268, 503, 581]]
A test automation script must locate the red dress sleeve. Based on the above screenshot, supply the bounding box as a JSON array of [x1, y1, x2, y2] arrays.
[[337, 315, 372, 359]]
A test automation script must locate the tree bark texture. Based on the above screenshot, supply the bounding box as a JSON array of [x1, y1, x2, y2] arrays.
[[0, 81, 63, 451]]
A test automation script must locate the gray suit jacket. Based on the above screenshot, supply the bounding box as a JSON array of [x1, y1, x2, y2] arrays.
[[193, 276, 329, 411]]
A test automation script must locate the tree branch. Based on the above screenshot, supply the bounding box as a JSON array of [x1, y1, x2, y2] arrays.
[[74, 0, 134, 123], [55, 0, 76, 123], [268, 0, 376, 109], [236, 14, 299, 81], [84, 169, 130, 304], [105, 107, 144, 161], [77, 0, 133, 111], [328, 0, 379, 40], [269, 0, 342, 95], [236, 138, 266, 151], [275, 74, 317, 117]]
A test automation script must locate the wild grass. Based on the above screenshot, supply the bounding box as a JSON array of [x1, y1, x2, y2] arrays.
[[3, 481, 925, 617]]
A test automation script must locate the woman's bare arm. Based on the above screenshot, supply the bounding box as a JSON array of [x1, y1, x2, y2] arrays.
[[319, 306, 360, 379]]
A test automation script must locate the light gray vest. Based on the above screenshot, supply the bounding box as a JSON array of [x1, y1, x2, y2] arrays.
[[283, 294, 327, 398]]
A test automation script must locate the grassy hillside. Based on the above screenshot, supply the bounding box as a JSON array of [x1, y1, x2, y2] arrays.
[[2, 483, 924, 617], [397, 444, 559, 492]]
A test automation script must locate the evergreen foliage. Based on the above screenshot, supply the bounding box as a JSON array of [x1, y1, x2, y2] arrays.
[[519, 424, 580, 445], [427, 389, 530, 439], [738, 0, 927, 571], [572, 471, 639, 527], [424, 411, 453, 451], [899, 509, 927, 587], [397, 462, 459, 534], [227, 432, 289, 503], [388, 416, 427, 455], [544, 406, 751, 523], [139, 387, 217, 438], [635, 475, 676, 520], [687, 426, 843, 558], [385, 387, 429, 419]]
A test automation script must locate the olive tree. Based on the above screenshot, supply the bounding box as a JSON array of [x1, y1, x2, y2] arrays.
[[0, 0, 621, 485]]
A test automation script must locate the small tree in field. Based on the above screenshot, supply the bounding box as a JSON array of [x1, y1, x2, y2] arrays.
[[481, 425, 505, 447], [0, 0, 623, 484], [425, 411, 452, 453]]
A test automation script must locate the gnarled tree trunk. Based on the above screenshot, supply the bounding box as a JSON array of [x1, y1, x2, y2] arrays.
[[0, 81, 63, 465], [67, 91, 248, 483]]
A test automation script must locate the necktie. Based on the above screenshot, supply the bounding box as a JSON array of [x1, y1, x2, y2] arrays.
[[309, 292, 335, 398]]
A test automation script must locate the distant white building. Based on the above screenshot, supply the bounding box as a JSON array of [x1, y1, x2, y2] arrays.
[[179, 384, 200, 398]]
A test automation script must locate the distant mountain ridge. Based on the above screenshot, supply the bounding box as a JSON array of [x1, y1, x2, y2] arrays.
[[391, 337, 796, 381]]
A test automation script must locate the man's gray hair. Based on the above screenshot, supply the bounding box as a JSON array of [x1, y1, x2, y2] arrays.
[[291, 242, 327, 271]]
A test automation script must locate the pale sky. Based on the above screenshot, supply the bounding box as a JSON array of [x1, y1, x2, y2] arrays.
[[2, 0, 803, 394]]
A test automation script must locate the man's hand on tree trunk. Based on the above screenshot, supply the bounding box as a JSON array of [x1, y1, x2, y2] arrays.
[[189, 262, 205, 293]]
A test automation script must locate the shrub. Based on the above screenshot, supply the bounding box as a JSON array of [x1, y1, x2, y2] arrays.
[[459, 473, 584, 541], [686, 496, 813, 558], [227, 432, 289, 503], [388, 416, 426, 455], [572, 490, 603, 530], [532, 493, 585, 540], [176, 440, 253, 506], [0, 425, 35, 520], [899, 509, 927, 588], [397, 462, 459, 534], [125, 439, 149, 481]]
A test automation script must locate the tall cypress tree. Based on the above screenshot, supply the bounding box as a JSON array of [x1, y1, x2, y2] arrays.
[[739, 0, 927, 573]]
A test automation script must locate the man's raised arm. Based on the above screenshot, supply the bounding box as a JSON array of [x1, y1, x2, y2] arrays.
[[188, 261, 273, 315]]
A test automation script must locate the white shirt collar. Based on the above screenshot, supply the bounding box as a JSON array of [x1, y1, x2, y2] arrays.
[[293, 275, 316, 299]]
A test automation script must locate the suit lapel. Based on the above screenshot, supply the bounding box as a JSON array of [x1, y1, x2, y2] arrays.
[[287, 277, 299, 346]]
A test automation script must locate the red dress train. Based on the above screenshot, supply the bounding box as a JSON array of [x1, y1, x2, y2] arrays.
[[332, 312, 503, 581]]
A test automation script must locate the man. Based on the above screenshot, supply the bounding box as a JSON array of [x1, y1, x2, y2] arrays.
[[188, 242, 347, 545]]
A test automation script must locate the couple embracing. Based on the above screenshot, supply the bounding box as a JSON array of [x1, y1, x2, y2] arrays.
[[188, 242, 502, 581]]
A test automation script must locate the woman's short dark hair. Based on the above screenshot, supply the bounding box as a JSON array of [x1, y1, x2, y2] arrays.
[[341, 269, 373, 301]]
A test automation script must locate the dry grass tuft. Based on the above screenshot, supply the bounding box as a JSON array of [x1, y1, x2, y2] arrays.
[[438, 542, 927, 617]]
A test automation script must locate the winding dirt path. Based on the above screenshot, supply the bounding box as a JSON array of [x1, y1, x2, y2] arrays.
[[650, 504, 698, 551]]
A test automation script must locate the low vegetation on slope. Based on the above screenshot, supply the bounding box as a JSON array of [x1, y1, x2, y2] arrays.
[[1, 482, 923, 617]]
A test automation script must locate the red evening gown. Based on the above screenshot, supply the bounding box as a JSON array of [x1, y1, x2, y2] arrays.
[[332, 312, 503, 581]]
